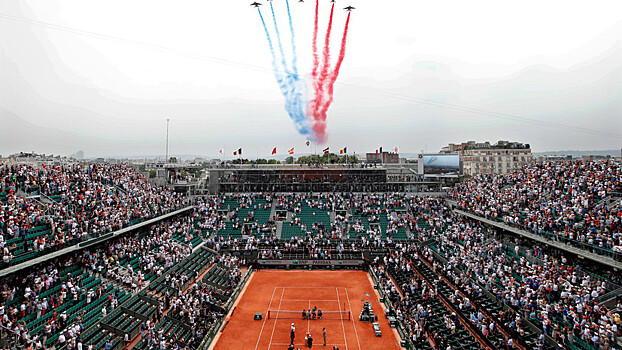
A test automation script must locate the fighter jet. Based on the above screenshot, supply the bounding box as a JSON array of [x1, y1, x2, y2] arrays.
[[344, 5, 355, 11], [250, 2, 261, 7]]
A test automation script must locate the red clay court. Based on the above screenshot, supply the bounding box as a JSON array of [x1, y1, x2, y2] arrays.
[[212, 270, 401, 350]]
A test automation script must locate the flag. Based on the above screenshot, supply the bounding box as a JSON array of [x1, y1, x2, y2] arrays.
[[219, 149, 224, 155], [306, 141, 310, 146], [238, 148, 242, 155], [340, 147, 347, 154], [233, 151, 237, 156], [288, 148, 294, 154], [376, 149, 379, 154], [272, 147, 277, 155], [379, 147, 383, 153], [323, 147, 330, 154], [394, 146, 399, 153], [234, 148, 242, 156]]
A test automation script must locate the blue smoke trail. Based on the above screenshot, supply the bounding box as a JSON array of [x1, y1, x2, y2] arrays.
[[284, 0, 310, 139], [285, 0, 298, 76], [258, 8, 310, 135], [269, 2, 290, 76]]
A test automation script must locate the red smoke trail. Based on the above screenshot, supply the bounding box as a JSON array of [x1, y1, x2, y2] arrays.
[[317, 12, 350, 125], [317, 3, 335, 99], [308, 3, 334, 143], [311, 0, 320, 80]]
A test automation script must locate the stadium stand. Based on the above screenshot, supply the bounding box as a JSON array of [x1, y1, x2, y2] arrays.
[[0, 164, 185, 268], [451, 160, 622, 259], [0, 159, 620, 350]]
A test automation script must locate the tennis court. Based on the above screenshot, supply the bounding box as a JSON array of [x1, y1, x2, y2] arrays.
[[211, 270, 401, 349]]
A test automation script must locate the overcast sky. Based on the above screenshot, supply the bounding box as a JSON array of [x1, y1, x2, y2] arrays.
[[1, 0, 621, 158]]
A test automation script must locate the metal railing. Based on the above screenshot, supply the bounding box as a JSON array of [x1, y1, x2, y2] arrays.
[[0, 206, 194, 275], [457, 208, 622, 262]]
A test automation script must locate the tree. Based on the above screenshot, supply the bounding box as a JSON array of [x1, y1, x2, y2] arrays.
[[285, 156, 295, 164], [323, 153, 341, 164], [149, 170, 156, 178], [268, 159, 279, 164], [295, 153, 360, 164], [296, 154, 322, 164], [343, 155, 360, 164], [168, 157, 178, 163]]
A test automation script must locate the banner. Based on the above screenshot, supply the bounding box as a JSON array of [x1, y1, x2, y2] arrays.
[[258, 259, 364, 266]]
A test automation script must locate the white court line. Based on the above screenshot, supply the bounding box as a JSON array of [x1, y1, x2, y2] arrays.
[[308, 300, 311, 333], [267, 287, 286, 350], [344, 288, 362, 350], [336, 287, 349, 350], [254, 287, 278, 350], [283, 299, 339, 302]]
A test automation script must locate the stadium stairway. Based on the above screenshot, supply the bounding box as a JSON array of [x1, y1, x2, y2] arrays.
[[386, 262, 482, 350], [88, 247, 216, 349], [275, 221, 283, 239], [412, 260, 490, 350], [269, 198, 277, 221], [57, 247, 215, 350], [134, 315, 193, 350]]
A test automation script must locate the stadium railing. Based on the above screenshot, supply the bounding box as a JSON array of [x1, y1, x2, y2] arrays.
[[0, 206, 194, 276], [456, 208, 622, 262]]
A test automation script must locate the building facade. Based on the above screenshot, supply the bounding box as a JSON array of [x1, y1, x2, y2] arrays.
[[441, 140, 533, 175], [366, 152, 400, 164]]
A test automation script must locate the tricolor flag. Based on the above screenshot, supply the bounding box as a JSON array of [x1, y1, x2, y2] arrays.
[[339, 147, 347, 154], [288, 148, 294, 154], [233, 148, 242, 156], [272, 147, 277, 155], [219, 149, 224, 155], [323, 147, 330, 154]]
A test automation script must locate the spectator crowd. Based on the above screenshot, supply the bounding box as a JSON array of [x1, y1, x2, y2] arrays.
[[0, 159, 620, 350], [1, 164, 186, 266], [451, 161, 621, 253]]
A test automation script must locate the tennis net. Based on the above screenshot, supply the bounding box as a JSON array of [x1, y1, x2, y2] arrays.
[[266, 310, 350, 320]]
